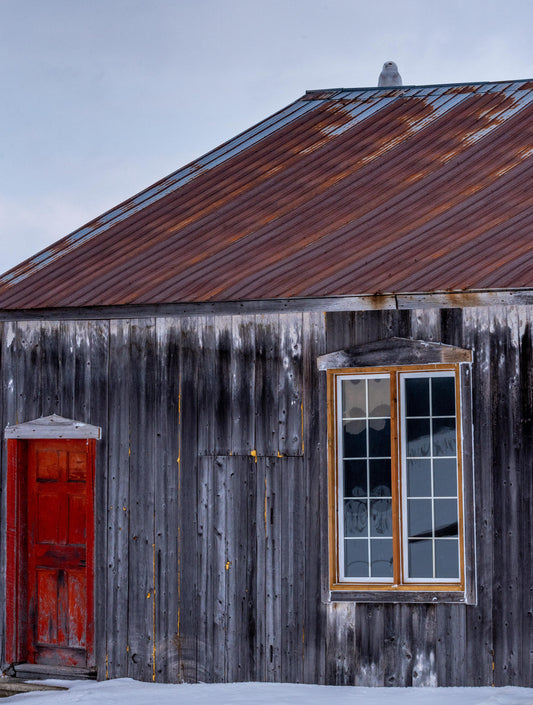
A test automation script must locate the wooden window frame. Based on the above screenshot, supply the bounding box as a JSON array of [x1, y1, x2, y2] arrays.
[[318, 339, 475, 604]]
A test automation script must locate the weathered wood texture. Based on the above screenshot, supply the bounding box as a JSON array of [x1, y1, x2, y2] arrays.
[[0, 306, 532, 686]]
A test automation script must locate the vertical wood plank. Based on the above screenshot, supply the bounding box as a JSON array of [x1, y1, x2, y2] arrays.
[[41, 321, 60, 416], [410, 308, 440, 341], [518, 307, 533, 686], [353, 603, 385, 685], [265, 456, 282, 681], [197, 316, 215, 456], [231, 316, 256, 455], [255, 314, 279, 456], [253, 454, 267, 680], [154, 317, 181, 682], [278, 314, 303, 457], [58, 321, 77, 420], [492, 307, 521, 685], [73, 320, 92, 422], [177, 316, 199, 682], [326, 311, 354, 350], [127, 318, 157, 681], [106, 320, 131, 678], [302, 311, 327, 683], [244, 455, 259, 680], [225, 456, 252, 681], [325, 602, 355, 685], [16, 321, 42, 423], [280, 456, 305, 682], [214, 316, 233, 456], [213, 456, 227, 681], [196, 455, 215, 681], [410, 605, 437, 686], [88, 319, 110, 679], [463, 306, 493, 685]]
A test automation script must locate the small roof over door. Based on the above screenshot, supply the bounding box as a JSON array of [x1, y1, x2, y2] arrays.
[[4, 414, 101, 439]]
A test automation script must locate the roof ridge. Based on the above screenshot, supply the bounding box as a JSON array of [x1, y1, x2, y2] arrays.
[[305, 77, 533, 96]]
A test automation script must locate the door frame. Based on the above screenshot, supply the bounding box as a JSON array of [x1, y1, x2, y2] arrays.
[[4, 415, 101, 668]]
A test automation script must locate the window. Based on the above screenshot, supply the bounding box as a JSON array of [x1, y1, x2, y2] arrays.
[[319, 338, 475, 603]]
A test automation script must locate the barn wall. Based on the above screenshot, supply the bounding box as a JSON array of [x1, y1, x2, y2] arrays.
[[0, 306, 532, 686]]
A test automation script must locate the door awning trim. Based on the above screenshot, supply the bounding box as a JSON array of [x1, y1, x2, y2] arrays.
[[4, 414, 101, 440]]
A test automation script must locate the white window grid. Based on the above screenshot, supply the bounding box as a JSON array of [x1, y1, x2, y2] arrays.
[[336, 373, 392, 583], [399, 370, 461, 584]]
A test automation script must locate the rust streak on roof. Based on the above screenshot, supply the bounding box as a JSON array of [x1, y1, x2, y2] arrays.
[[1, 78, 533, 309]]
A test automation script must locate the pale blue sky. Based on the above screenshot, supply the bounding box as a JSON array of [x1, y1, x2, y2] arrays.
[[1, 0, 532, 274]]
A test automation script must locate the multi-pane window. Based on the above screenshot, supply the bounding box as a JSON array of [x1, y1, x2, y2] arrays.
[[333, 366, 464, 590]]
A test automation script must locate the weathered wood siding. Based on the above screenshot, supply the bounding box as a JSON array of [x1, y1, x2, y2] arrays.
[[0, 306, 532, 686]]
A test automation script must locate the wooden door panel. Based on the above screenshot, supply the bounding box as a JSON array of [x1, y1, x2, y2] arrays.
[[37, 570, 59, 645], [37, 493, 62, 544], [67, 571, 87, 648], [35, 450, 62, 480], [68, 495, 87, 545], [67, 453, 87, 481]]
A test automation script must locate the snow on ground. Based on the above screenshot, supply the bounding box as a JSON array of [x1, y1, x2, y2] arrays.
[[4, 679, 533, 705]]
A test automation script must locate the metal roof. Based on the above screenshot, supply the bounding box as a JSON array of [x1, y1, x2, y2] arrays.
[[2, 78, 533, 309]]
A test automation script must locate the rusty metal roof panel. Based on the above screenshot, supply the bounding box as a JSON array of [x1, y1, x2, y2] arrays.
[[1, 78, 533, 309]]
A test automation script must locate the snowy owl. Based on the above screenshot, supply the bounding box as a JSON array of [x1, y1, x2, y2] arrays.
[[378, 61, 402, 87]]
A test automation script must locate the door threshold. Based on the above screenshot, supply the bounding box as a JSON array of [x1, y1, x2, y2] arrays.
[[0, 676, 68, 697], [10, 663, 96, 680]]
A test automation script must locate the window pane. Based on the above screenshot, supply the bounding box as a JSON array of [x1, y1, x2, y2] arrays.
[[371, 539, 393, 578], [405, 378, 430, 417], [434, 499, 458, 537], [406, 418, 431, 457], [343, 420, 366, 457], [342, 379, 366, 417], [432, 417, 456, 456], [344, 460, 367, 497], [435, 539, 459, 579], [370, 498, 392, 537], [369, 459, 391, 497], [368, 379, 390, 417], [407, 459, 432, 497], [433, 458, 457, 496], [407, 498, 432, 538], [344, 499, 368, 537], [369, 418, 390, 457], [408, 540, 433, 578], [344, 539, 369, 578], [431, 376, 455, 416]]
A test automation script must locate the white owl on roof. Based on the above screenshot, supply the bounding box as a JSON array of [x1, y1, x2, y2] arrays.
[[378, 61, 403, 87]]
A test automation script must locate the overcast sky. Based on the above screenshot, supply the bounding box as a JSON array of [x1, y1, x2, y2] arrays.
[[1, 0, 533, 275]]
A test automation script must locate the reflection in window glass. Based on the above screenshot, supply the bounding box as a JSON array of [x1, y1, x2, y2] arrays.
[[371, 539, 393, 578], [344, 459, 367, 497], [407, 458, 432, 497], [344, 539, 368, 577], [342, 379, 366, 418], [433, 458, 457, 497], [405, 378, 429, 416], [431, 376, 455, 416], [343, 420, 366, 458], [368, 378, 390, 417], [408, 539, 433, 578]]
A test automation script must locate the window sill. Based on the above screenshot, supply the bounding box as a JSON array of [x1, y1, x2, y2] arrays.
[[329, 589, 475, 604]]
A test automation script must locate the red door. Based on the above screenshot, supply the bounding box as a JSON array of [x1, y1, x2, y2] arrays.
[[25, 439, 95, 668]]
